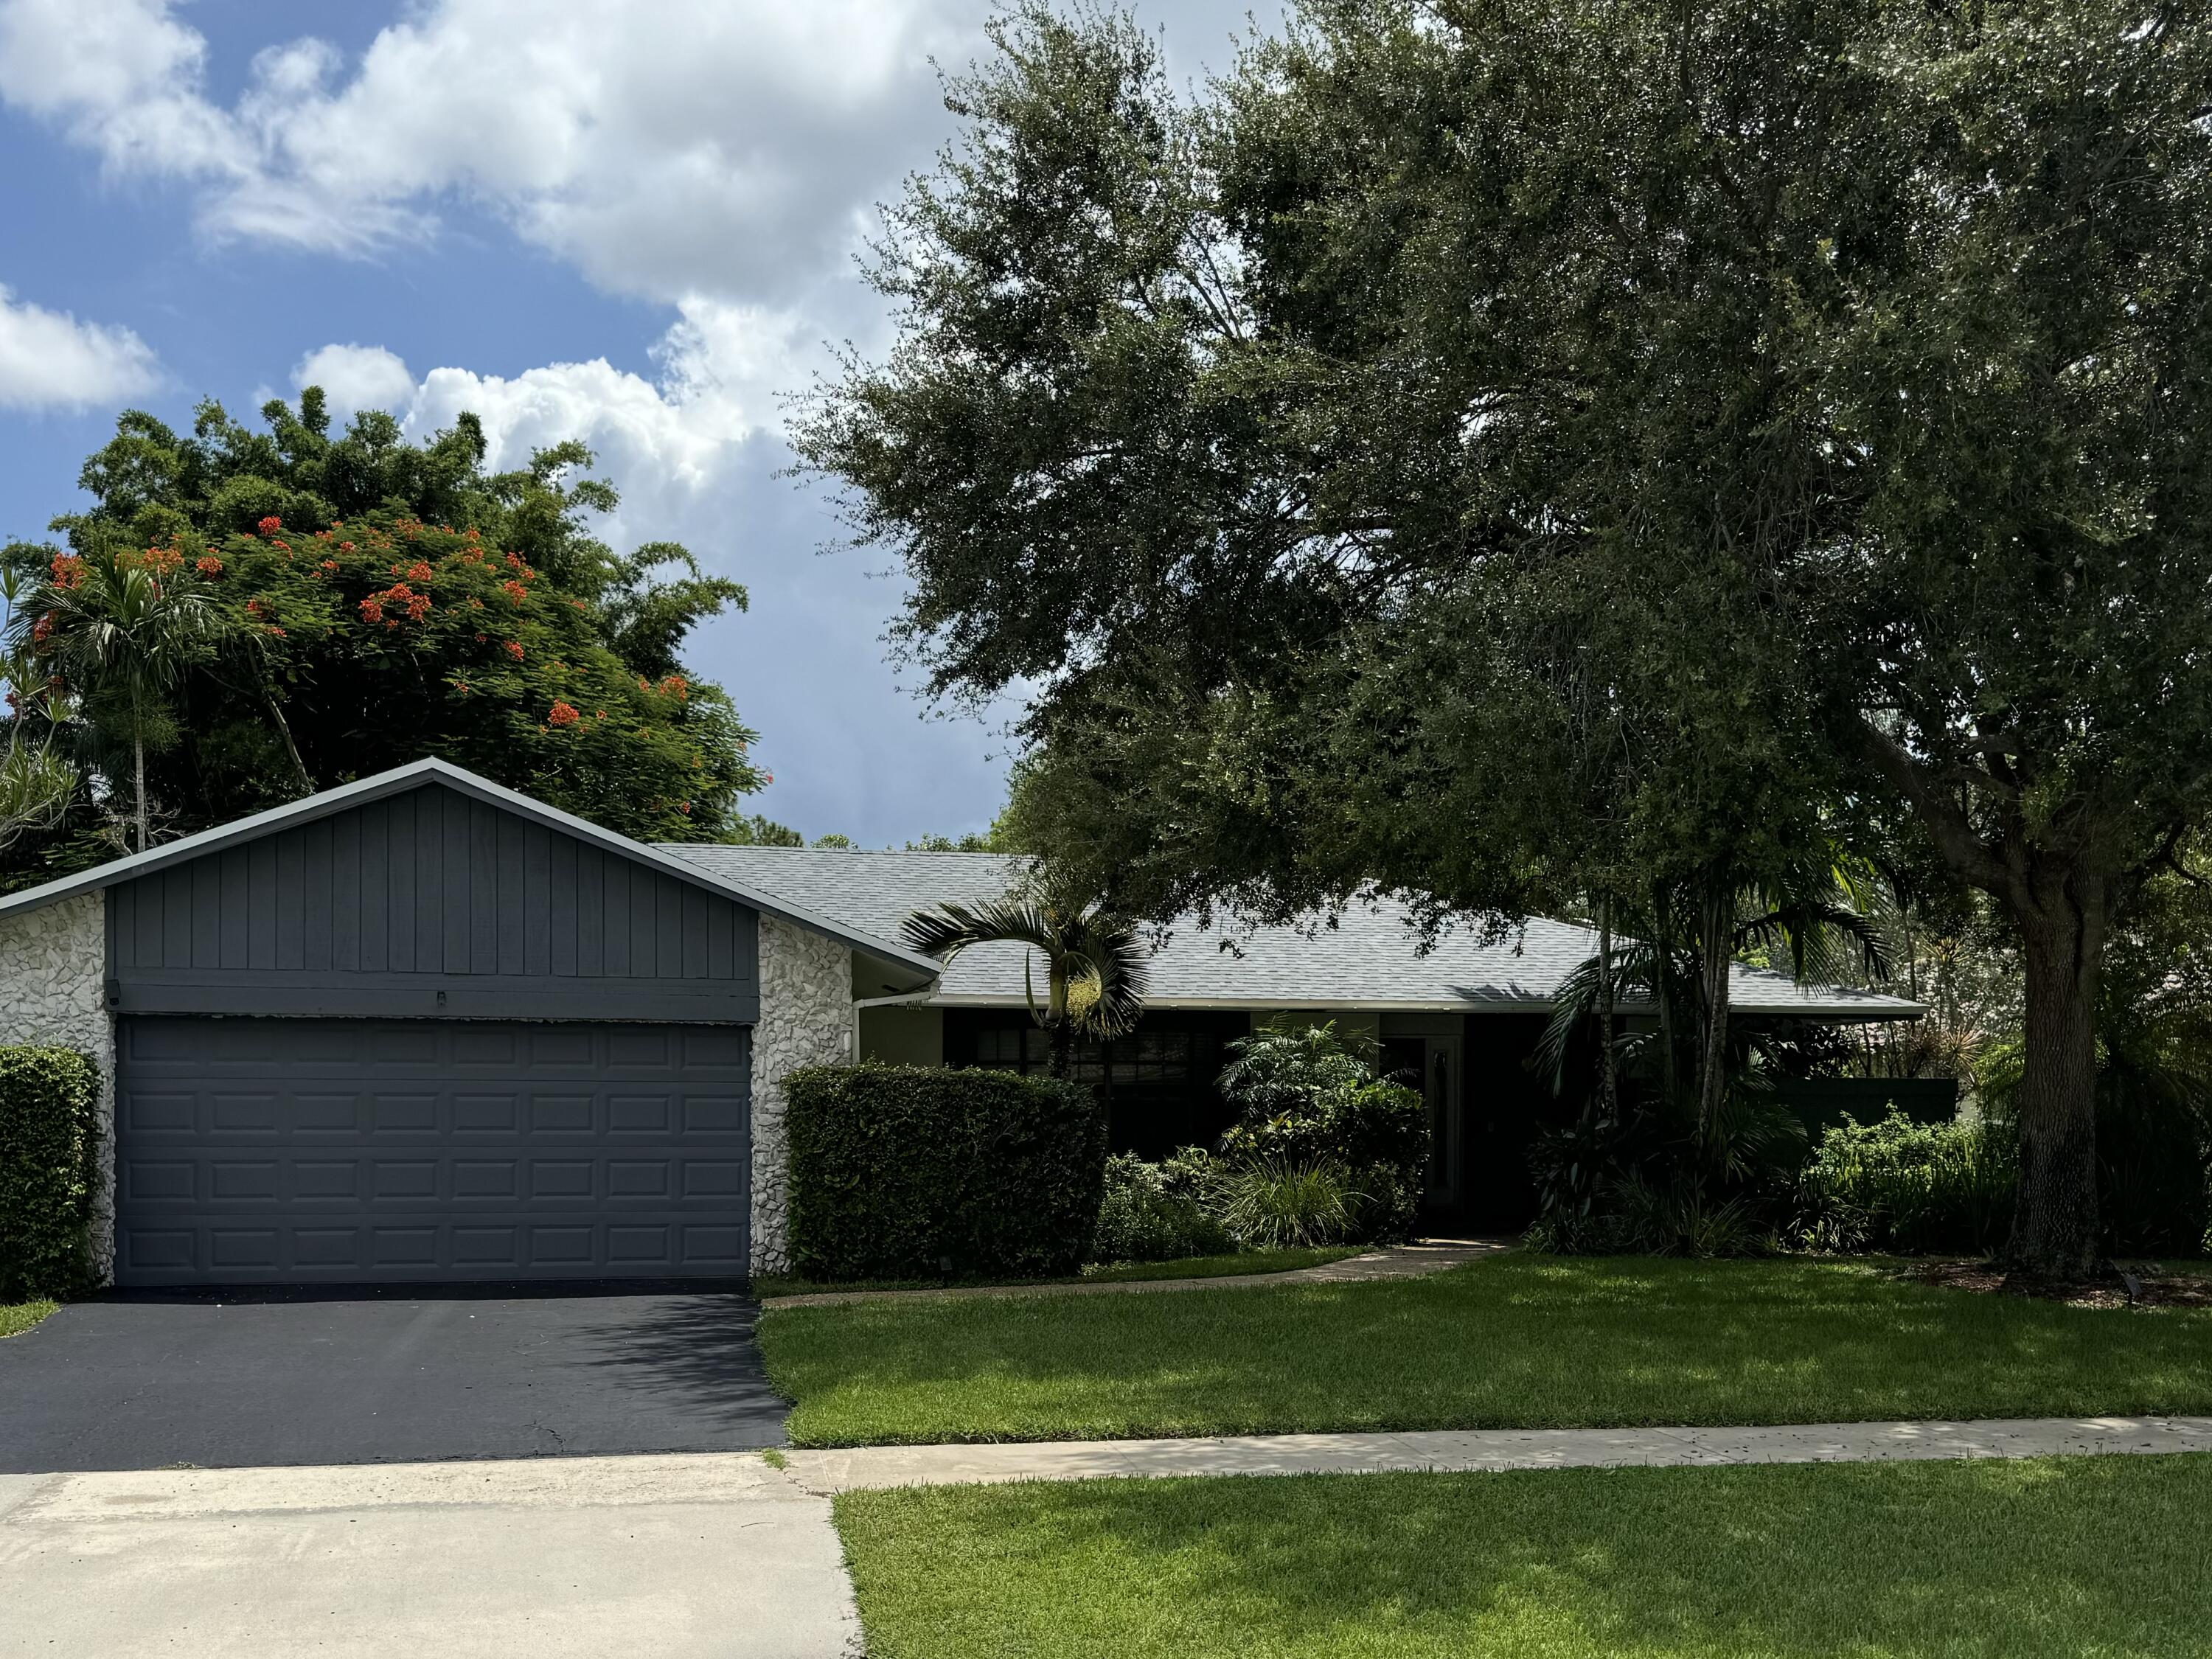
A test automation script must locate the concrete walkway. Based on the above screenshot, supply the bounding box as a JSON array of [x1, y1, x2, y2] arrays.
[[765, 1237, 1512, 1309], [782, 1414, 2212, 1492], [0, 1455, 858, 1658]]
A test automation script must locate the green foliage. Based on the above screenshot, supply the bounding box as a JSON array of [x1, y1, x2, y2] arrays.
[[1793, 1111, 2017, 1256], [901, 888, 1148, 1072], [799, 0, 2212, 1276], [1526, 1088, 1808, 1257], [1217, 1021, 1427, 1241], [0, 1047, 102, 1301], [1, 397, 761, 874], [727, 814, 807, 847], [785, 1062, 1108, 1281], [1212, 1156, 1361, 1251], [1090, 1152, 1232, 1265]]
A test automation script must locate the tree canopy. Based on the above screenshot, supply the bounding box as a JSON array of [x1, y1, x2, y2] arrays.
[[2, 390, 765, 883], [799, 0, 2212, 1274]]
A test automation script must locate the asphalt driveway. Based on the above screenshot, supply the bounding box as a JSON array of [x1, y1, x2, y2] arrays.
[[0, 1285, 786, 1472]]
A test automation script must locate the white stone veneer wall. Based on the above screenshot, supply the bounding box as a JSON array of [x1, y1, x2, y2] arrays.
[[750, 915, 852, 1276], [0, 892, 116, 1281]]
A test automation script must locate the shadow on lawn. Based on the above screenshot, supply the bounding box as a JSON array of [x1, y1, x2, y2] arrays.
[[844, 1455, 2212, 1658]]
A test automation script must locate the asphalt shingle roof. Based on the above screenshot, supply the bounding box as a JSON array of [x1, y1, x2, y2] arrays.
[[658, 846, 1919, 1020]]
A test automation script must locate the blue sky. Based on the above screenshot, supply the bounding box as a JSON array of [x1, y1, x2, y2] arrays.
[[0, 0, 1276, 844]]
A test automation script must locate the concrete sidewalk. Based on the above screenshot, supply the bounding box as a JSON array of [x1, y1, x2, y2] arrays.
[[765, 1237, 1512, 1309], [782, 1414, 2212, 1492], [0, 1455, 858, 1658]]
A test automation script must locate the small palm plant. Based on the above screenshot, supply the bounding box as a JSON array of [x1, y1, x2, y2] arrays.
[[900, 885, 1150, 1077], [11, 546, 229, 854]]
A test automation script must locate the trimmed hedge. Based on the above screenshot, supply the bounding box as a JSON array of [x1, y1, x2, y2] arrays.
[[0, 1046, 102, 1301], [785, 1063, 1107, 1281]]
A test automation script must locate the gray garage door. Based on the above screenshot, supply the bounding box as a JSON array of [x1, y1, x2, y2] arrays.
[[114, 1018, 751, 1287]]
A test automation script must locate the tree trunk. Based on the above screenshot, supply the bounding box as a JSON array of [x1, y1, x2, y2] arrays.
[[260, 684, 314, 795], [2003, 876, 2105, 1279], [1695, 880, 1733, 1141], [133, 731, 148, 854], [1595, 896, 1618, 1120], [1049, 1019, 1073, 1080]]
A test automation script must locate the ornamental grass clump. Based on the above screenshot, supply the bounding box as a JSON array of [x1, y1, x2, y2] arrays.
[[1215, 1156, 1363, 1250]]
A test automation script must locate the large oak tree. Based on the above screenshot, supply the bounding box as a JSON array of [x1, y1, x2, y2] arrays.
[[800, 0, 2212, 1275]]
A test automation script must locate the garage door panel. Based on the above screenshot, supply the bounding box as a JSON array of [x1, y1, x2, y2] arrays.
[[114, 1018, 752, 1286]]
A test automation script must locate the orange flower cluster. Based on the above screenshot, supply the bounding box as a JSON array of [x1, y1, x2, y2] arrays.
[[361, 582, 433, 627], [659, 675, 689, 701], [49, 554, 83, 590], [547, 700, 581, 727], [257, 516, 283, 536], [504, 640, 525, 661], [195, 555, 224, 577], [499, 578, 529, 607]]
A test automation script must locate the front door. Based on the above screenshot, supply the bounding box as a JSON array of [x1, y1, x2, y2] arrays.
[[1380, 1034, 1463, 1215]]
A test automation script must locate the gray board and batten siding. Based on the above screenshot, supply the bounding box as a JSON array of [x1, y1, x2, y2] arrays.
[[105, 780, 760, 1023], [100, 777, 762, 1285]]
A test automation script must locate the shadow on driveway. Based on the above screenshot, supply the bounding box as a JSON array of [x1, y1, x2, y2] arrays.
[[0, 1283, 787, 1473]]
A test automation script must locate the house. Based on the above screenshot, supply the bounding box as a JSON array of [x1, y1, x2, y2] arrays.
[[667, 846, 1924, 1229], [0, 760, 1917, 1290]]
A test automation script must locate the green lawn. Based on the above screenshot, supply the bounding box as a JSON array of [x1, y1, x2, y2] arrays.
[[760, 1253, 2212, 1446], [836, 1454, 2212, 1658], [754, 1246, 1356, 1299], [0, 1300, 57, 1338]]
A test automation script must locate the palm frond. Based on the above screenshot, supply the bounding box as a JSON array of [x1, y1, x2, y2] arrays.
[[900, 897, 1062, 959]]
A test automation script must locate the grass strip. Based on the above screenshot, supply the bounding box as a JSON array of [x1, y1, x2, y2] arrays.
[[837, 1453, 2212, 1658], [754, 1246, 1357, 1299], [762, 1253, 2212, 1447], [0, 1300, 58, 1338]]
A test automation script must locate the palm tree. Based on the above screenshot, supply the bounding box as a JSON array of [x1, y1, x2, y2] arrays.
[[901, 887, 1150, 1078], [13, 548, 228, 854], [1540, 854, 1892, 1144]]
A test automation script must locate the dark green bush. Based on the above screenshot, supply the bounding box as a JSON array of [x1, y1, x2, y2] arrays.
[[1091, 1152, 1232, 1264], [0, 1046, 102, 1301], [785, 1062, 1107, 1281], [1217, 1022, 1429, 1242]]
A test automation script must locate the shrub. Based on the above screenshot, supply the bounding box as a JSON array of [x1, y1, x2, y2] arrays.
[[0, 1047, 102, 1301], [1218, 1021, 1428, 1242], [1215, 1156, 1362, 1249], [1090, 1152, 1233, 1265], [1793, 1110, 2015, 1255], [785, 1063, 1107, 1281]]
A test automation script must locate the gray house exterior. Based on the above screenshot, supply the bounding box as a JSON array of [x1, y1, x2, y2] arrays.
[[0, 760, 936, 1289], [0, 762, 1920, 1287]]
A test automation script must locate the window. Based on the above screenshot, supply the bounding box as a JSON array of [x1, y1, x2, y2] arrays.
[[963, 1021, 1208, 1087]]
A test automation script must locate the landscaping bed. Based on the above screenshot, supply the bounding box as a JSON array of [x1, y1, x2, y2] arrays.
[[759, 1252, 2212, 1447], [835, 1453, 2212, 1658]]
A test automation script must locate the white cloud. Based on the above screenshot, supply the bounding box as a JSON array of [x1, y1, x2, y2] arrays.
[[314, 297, 803, 491], [0, 0, 967, 302], [293, 310, 1008, 841], [0, 283, 162, 411], [291, 343, 417, 423]]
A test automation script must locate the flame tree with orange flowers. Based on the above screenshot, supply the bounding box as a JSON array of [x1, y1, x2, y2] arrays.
[[0, 388, 765, 885]]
